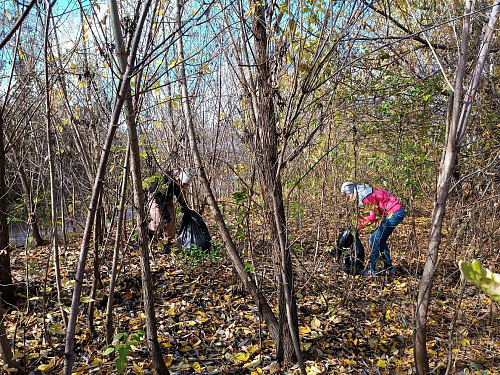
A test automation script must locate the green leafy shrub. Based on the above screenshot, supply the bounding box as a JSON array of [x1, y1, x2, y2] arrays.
[[102, 331, 145, 374]]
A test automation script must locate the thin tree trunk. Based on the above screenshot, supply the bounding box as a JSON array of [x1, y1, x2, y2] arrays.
[[0, 20, 18, 307], [51, 11, 94, 183], [0, 22, 20, 370], [107, 0, 168, 372], [63, 2, 154, 369], [272, 193, 305, 372], [43, 0, 67, 328], [125, 95, 169, 375], [106, 144, 130, 344], [0, 299, 24, 374], [249, 0, 303, 368], [64, 69, 124, 375], [15, 151, 46, 246], [413, 2, 500, 373], [87, 191, 103, 340], [123, 48, 169, 375]]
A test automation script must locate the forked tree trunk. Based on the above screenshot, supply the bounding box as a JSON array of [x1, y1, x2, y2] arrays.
[[173, 0, 287, 358], [413, 2, 500, 373], [249, 1, 304, 370], [107, 0, 168, 371], [63, 0, 165, 372]]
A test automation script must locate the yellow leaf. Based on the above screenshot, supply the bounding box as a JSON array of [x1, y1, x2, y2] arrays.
[[132, 363, 145, 374], [13, 352, 23, 360], [3, 9, 12, 20], [168, 59, 178, 69], [192, 362, 201, 372], [18, 50, 23, 59], [235, 352, 250, 361], [299, 325, 311, 334], [306, 364, 323, 374], [243, 355, 261, 368], [164, 355, 174, 366], [91, 357, 103, 365], [376, 359, 387, 368], [38, 358, 55, 372]]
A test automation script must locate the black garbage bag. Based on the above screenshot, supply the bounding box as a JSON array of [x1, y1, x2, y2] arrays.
[[332, 228, 365, 275], [177, 208, 211, 251]]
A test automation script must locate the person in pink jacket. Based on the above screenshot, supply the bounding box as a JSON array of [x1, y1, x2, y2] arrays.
[[340, 182, 405, 276]]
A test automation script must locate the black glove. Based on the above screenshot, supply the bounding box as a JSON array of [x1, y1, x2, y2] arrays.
[[181, 206, 189, 214]]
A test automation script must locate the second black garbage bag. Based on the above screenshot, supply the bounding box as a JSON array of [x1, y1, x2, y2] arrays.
[[177, 208, 212, 251], [333, 228, 365, 275]]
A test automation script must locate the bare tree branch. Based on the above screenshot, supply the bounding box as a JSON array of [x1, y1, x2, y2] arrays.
[[0, 0, 38, 50]]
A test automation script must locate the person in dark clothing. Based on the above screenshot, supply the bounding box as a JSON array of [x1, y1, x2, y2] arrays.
[[147, 167, 196, 253]]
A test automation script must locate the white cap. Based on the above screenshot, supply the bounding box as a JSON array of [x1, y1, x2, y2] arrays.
[[340, 181, 355, 195], [179, 167, 196, 184]]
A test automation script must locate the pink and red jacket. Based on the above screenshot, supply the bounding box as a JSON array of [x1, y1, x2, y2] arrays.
[[357, 187, 402, 229]]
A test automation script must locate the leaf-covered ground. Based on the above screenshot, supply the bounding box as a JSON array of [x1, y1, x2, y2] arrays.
[[5, 217, 500, 375]]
